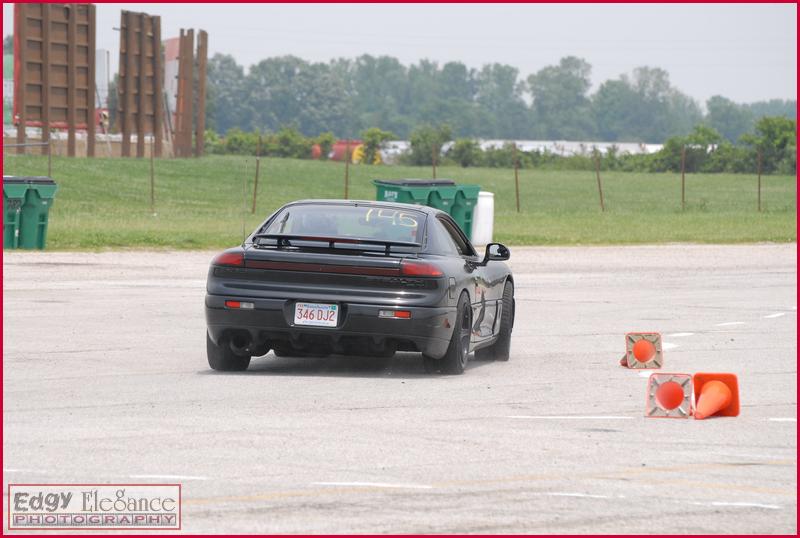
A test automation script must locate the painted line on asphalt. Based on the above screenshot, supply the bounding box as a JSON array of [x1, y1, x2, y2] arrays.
[[689, 501, 781, 510], [129, 474, 209, 481], [312, 481, 433, 490], [768, 418, 797, 422], [183, 460, 797, 507], [667, 332, 694, 337], [715, 321, 745, 327], [507, 415, 634, 420], [763, 312, 786, 319], [3, 469, 50, 474], [544, 492, 613, 499]]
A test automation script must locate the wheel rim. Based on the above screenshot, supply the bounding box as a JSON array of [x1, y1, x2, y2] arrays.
[[459, 306, 470, 364]]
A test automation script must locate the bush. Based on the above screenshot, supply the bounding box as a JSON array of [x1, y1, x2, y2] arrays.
[[449, 139, 482, 167], [274, 126, 313, 159], [314, 132, 335, 160], [741, 116, 797, 174], [222, 128, 260, 155], [402, 124, 452, 166], [361, 127, 394, 165]]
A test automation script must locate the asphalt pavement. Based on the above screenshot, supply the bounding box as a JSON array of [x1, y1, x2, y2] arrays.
[[3, 244, 797, 533]]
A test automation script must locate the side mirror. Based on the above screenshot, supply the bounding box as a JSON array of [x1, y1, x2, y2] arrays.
[[480, 242, 510, 265]]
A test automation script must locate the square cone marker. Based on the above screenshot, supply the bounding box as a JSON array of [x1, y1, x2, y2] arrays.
[[646, 373, 692, 418], [622, 332, 663, 369]]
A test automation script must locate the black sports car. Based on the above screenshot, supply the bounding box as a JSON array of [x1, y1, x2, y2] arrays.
[[205, 199, 514, 374]]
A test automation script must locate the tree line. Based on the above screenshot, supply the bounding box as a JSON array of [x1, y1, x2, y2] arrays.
[[206, 114, 796, 175], [206, 53, 795, 144]]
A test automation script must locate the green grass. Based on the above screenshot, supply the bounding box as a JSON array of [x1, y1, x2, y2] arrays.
[[2, 154, 796, 249]]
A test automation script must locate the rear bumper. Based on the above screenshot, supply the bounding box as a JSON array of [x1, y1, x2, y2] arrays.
[[205, 294, 455, 358]]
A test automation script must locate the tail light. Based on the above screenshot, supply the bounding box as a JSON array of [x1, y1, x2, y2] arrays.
[[400, 259, 443, 277], [212, 251, 244, 267], [225, 300, 254, 309], [379, 309, 412, 319]]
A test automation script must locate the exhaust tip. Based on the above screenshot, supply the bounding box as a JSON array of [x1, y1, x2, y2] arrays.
[[228, 332, 253, 355]]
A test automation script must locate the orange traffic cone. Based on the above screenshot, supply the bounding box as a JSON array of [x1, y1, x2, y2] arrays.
[[621, 332, 663, 369], [693, 373, 739, 419]]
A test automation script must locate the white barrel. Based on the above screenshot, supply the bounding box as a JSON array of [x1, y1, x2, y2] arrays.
[[470, 191, 494, 247]]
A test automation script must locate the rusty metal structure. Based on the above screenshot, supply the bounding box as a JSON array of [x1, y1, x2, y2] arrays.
[[13, 3, 96, 157], [195, 30, 208, 157], [117, 10, 164, 158], [173, 29, 193, 157], [172, 28, 208, 158]]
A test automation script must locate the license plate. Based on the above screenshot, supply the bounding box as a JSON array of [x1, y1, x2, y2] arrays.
[[294, 302, 338, 327]]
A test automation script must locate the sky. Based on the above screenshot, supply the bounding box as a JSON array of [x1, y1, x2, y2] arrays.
[[3, 3, 797, 105]]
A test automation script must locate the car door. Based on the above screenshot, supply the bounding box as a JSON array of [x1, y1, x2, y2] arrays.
[[436, 216, 497, 342]]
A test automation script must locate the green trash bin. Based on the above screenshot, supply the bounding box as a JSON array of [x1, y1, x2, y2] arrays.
[[451, 184, 481, 240], [373, 179, 480, 239], [373, 179, 455, 205], [3, 176, 28, 249], [3, 176, 58, 249]]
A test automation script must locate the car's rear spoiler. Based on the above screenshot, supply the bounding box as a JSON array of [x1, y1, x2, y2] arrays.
[[252, 234, 421, 256]]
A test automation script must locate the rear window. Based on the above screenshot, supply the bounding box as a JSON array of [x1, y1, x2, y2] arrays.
[[259, 204, 425, 245]]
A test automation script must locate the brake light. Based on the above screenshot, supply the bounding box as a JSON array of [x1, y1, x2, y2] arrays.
[[400, 260, 443, 277], [225, 300, 254, 309], [212, 251, 244, 266], [379, 309, 412, 319]]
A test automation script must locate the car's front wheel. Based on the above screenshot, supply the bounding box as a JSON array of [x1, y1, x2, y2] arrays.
[[423, 292, 471, 375], [207, 333, 251, 371]]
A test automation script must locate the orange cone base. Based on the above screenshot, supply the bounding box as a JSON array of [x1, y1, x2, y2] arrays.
[[693, 373, 740, 419]]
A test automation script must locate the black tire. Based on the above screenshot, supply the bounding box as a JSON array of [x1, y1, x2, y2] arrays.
[[206, 333, 251, 371], [423, 292, 471, 375], [475, 281, 514, 362], [422, 355, 440, 373]]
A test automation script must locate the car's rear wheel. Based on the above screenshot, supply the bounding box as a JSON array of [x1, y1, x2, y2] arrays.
[[423, 292, 471, 375], [475, 281, 514, 361], [207, 333, 251, 371]]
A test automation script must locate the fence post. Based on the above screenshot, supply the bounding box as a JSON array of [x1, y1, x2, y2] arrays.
[[432, 143, 437, 179], [149, 138, 155, 215], [344, 140, 350, 199], [757, 149, 762, 212], [513, 144, 520, 213], [252, 135, 262, 214], [593, 149, 605, 212], [48, 139, 52, 177], [680, 145, 686, 210]]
